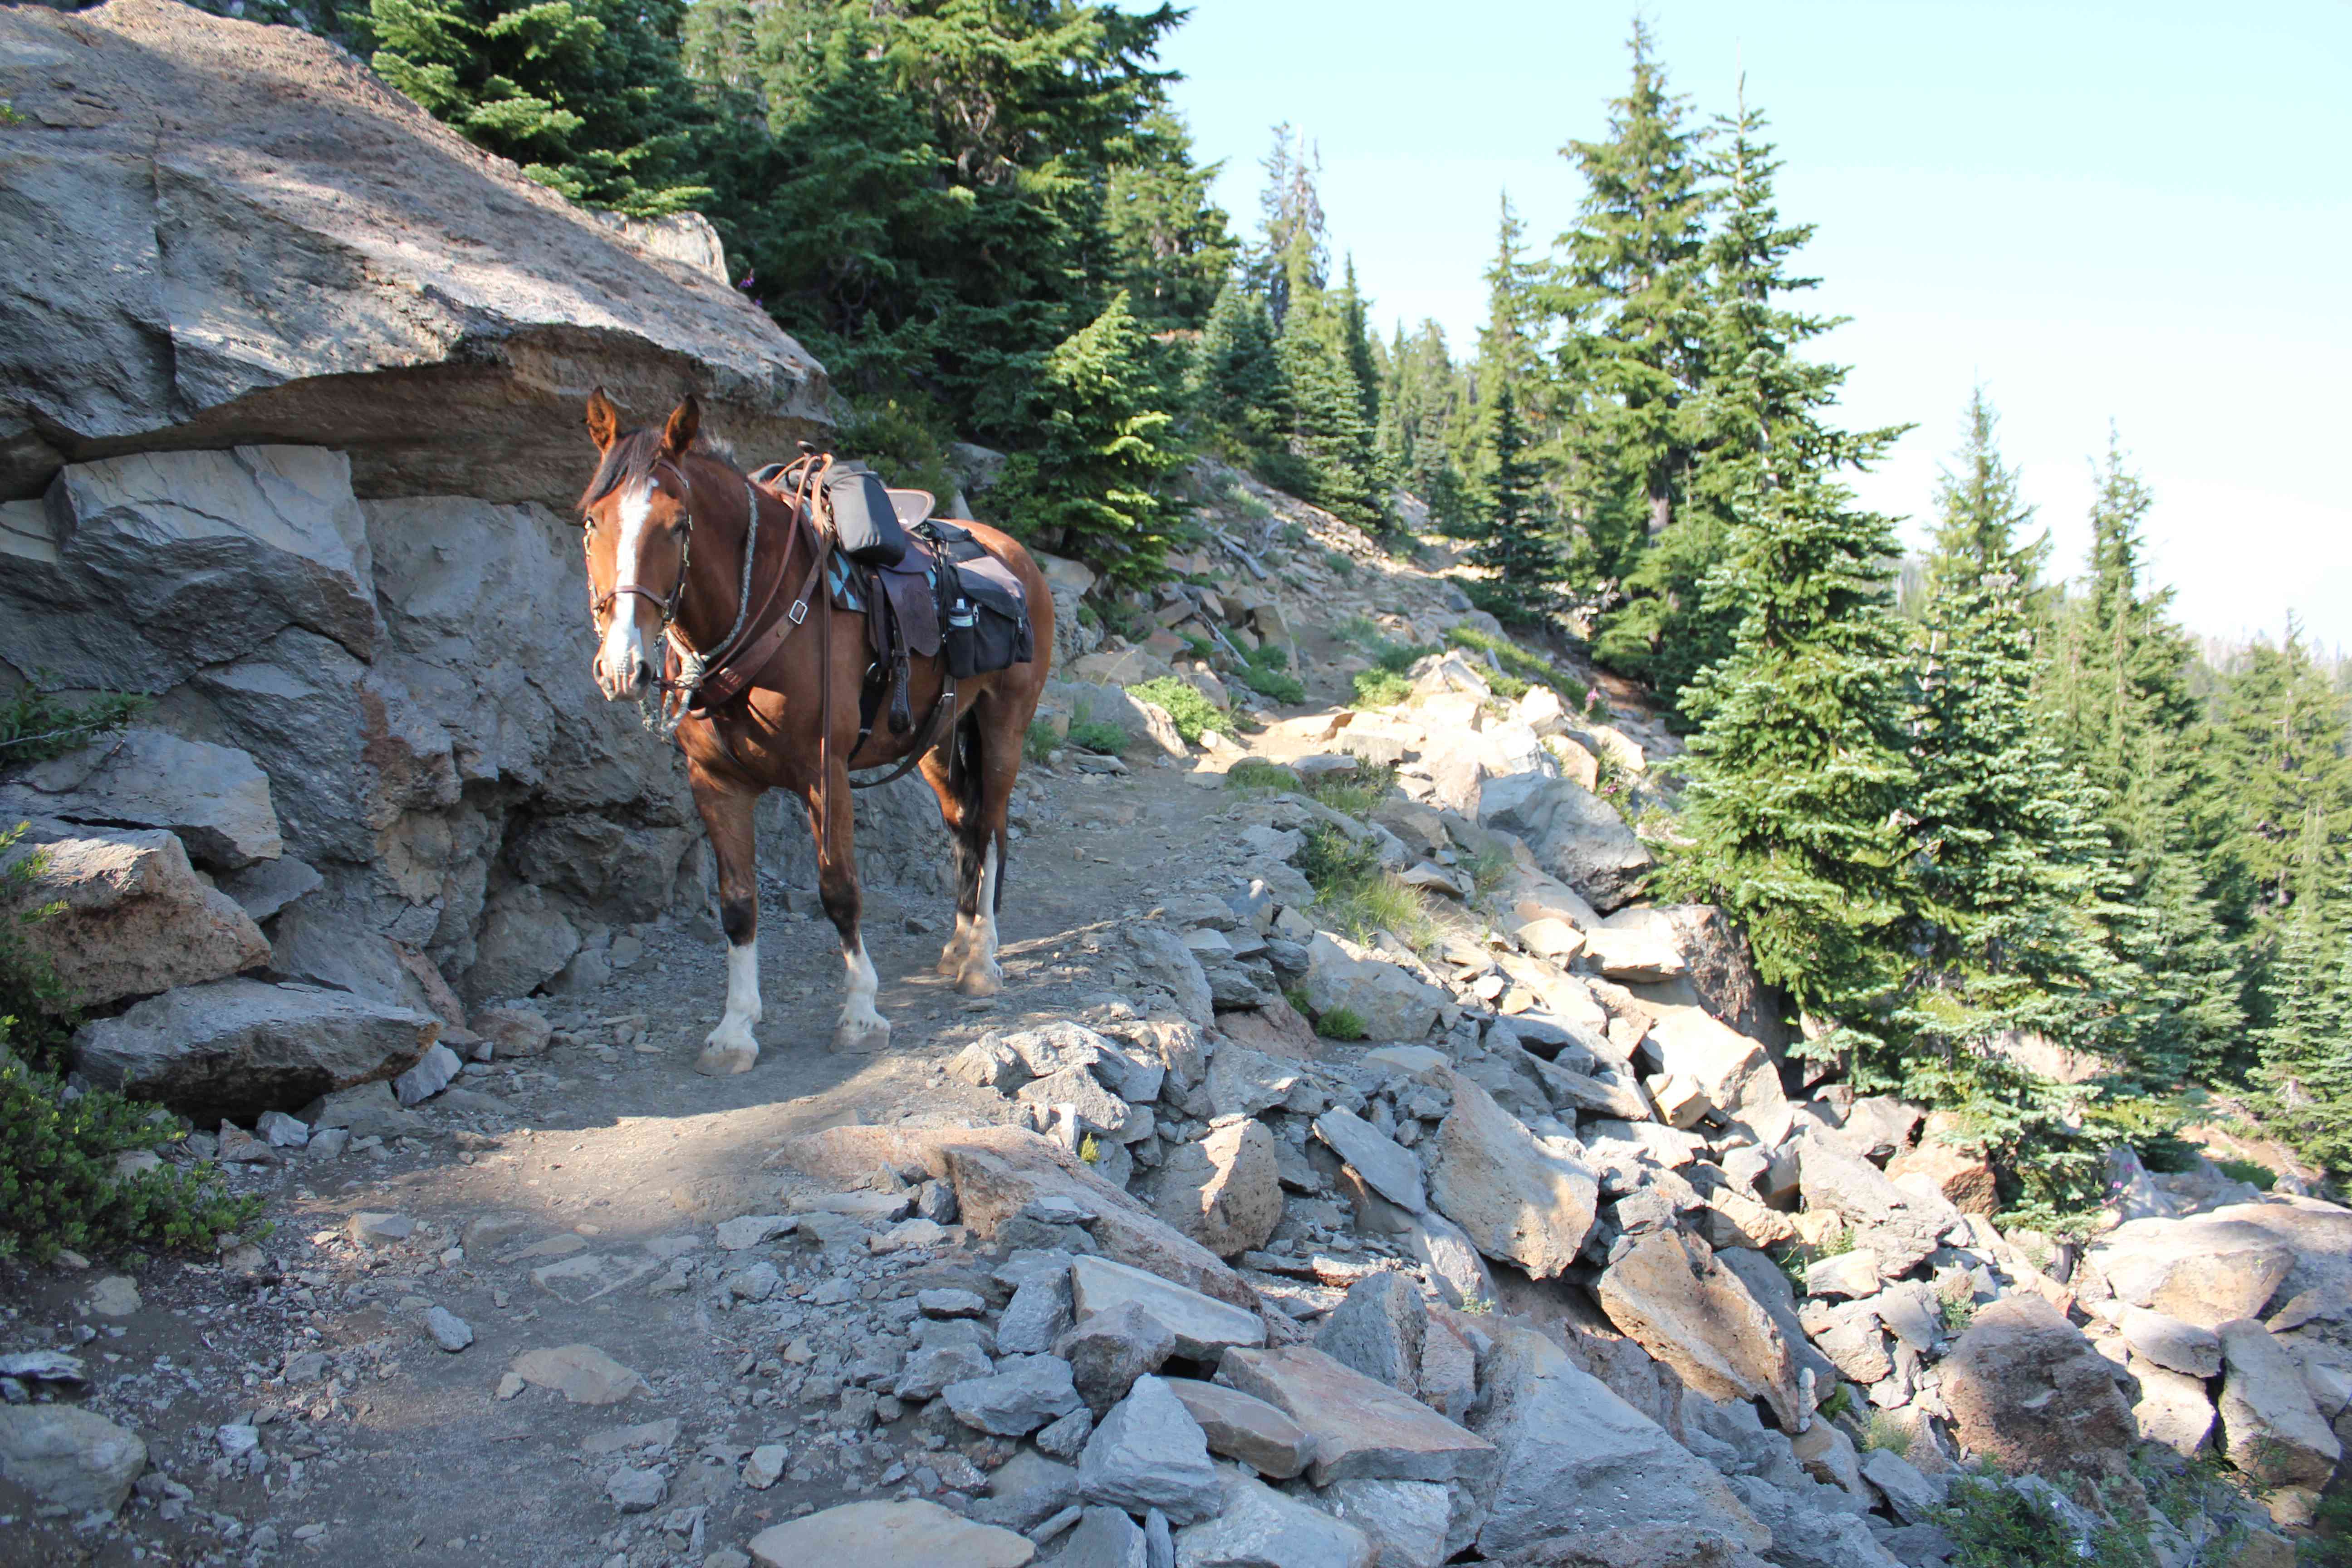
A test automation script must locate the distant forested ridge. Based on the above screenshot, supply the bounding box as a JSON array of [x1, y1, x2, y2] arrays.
[[216, 0, 2349, 1200]]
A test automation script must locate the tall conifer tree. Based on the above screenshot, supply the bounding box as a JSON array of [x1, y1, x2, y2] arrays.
[[1897, 396, 2120, 1069], [1465, 385, 1560, 621], [1659, 464, 1915, 1049]]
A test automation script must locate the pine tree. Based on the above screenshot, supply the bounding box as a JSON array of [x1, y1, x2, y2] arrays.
[[1896, 397, 2120, 1071], [1193, 275, 1283, 451], [994, 292, 1186, 588], [1274, 295, 1380, 525], [1464, 385, 1560, 621], [2253, 864, 2352, 1177], [1257, 124, 1328, 332], [1539, 20, 1711, 584], [1103, 110, 1235, 331], [362, 0, 712, 213], [1339, 257, 1382, 434], [1658, 464, 1915, 1047], [1593, 88, 1899, 722], [2042, 435, 2242, 1080]]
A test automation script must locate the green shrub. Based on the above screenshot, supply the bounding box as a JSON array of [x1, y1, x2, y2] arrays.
[[1, 680, 150, 768], [1235, 662, 1305, 705], [1940, 1472, 2146, 1568], [1247, 642, 1290, 673], [1463, 848, 1513, 895], [1024, 719, 1060, 763], [1181, 631, 1216, 661], [1317, 1007, 1367, 1041], [1351, 669, 1414, 709], [1127, 677, 1224, 744], [840, 394, 955, 500], [1303, 761, 1398, 819], [1295, 823, 1381, 893], [0, 826, 261, 1263], [1319, 872, 1441, 954], [1077, 602, 1102, 630], [1067, 718, 1130, 755], [1225, 760, 1299, 792], [1323, 549, 1356, 580]]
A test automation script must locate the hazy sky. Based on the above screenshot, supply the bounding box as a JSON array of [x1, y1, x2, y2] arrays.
[[1152, 1, 2352, 652]]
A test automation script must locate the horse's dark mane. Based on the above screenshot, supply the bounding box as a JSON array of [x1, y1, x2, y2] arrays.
[[578, 430, 742, 517]]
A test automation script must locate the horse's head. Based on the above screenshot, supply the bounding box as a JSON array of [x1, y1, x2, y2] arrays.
[[578, 388, 701, 701]]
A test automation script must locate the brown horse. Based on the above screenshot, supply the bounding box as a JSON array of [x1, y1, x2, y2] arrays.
[[576, 390, 1054, 1075]]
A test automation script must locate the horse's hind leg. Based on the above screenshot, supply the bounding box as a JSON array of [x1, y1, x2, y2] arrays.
[[952, 701, 1022, 999], [809, 762, 889, 1054], [920, 720, 986, 982], [689, 769, 763, 1077]]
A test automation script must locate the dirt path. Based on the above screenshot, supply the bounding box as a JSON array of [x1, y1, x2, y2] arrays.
[[2, 736, 1290, 1568]]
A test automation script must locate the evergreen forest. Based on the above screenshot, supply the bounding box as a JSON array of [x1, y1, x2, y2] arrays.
[[207, 0, 2351, 1212]]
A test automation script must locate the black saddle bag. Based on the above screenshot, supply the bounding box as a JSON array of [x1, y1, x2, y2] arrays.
[[919, 521, 1034, 678], [826, 462, 909, 568]]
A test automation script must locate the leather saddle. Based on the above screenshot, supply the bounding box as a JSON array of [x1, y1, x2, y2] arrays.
[[748, 464, 947, 750]]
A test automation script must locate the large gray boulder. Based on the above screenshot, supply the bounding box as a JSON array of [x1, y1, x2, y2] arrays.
[[0, 728, 281, 870], [1596, 1231, 1808, 1430], [0, 0, 826, 511], [5, 446, 377, 692], [72, 975, 439, 1120], [1425, 1071, 1598, 1279], [1468, 1325, 1772, 1559], [1940, 1295, 2137, 1478], [1303, 932, 1445, 1041], [0, 1405, 147, 1514], [3, 820, 267, 1005], [1150, 1118, 1284, 1259], [1475, 771, 1652, 913]]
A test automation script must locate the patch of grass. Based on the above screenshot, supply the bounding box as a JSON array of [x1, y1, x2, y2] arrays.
[[1351, 669, 1414, 710], [1282, 985, 1314, 1017], [1235, 662, 1305, 706], [1485, 669, 1531, 701], [1463, 848, 1513, 896], [1278, 521, 1309, 547], [1319, 872, 1441, 954], [2213, 1157, 2276, 1191], [1181, 631, 1216, 661], [1077, 602, 1102, 630], [1024, 719, 1061, 763], [1815, 1382, 1856, 1422], [1861, 1411, 1912, 1456], [1939, 1279, 1979, 1336], [1247, 642, 1290, 672], [1066, 718, 1130, 755], [1316, 1007, 1368, 1041], [1322, 549, 1356, 580], [1303, 761, 1399, 820], [1226, 760, 1299, 792], [1445, 624, 1588, 708], [1127, 677, 1224, 745]]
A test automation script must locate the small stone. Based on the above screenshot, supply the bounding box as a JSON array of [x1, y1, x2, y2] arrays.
[[726, 1262, 782, 1302], [943, 1354, 1086, 1436], [85, 1274, 142, 1317], [348, 1211, 415, 1248], [425, 1306, 474, 1352], [1068, 1255, 1266, 1362], [606, 1466, 666, 1512], [896, 1343, 995, 1402], [255, 1109, 311, 1148], [1060, 1505, 1148, 1568], [743, 1444, 788, 1490], [998, 1268, 1076, 1356], [918, 1288, 987, 1319], [1076, 1374, 1221, 1524], [216, 1123, 277, 1163], [1059, 1298, 1178, 1416], [394, 1040, 463, 1105], [748, 1499, 1037, 1566], [306, 1126, 351, 1161], [0, 1406, 148, 1514], [495, 1372, 525, 1400], [1162, 1378, 1311, 1479], [1171, 1472, 1373, 1568], [1036, 1407, 1093, 1461], [510, 1344, 649, 1406], [1804, 1250, 1882, 1299], [1315, 1273, 1428, 1396], [715, 1215, 797, 1250]]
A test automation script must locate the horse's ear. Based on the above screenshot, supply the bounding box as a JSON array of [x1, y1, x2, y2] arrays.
[[585, 387, 621, 452], [662, 395, 701, 459]]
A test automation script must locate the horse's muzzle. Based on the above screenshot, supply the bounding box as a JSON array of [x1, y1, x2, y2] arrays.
[[593, 639, 651, 701]]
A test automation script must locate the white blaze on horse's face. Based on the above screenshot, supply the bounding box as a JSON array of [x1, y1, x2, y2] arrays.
[[594, 477, 660, 700]]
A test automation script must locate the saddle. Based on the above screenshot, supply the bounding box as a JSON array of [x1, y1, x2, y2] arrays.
[[725, 454, 1030, 778]]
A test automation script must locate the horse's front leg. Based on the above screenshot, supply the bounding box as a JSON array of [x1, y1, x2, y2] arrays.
[[810, 764, 890, 1054], [689, 769, 764, 1076]]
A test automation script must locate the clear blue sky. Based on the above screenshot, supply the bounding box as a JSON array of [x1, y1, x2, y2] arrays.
[[1151, 1, 2352, 653]]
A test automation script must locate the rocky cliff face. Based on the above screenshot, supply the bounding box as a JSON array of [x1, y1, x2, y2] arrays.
[[0, 0, 862, 1078]]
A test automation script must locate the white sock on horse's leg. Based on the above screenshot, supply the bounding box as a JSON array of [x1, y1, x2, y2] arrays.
[[956, 841, 1004, 997], [835, 934, 889, 1050], [696, 939, 762, 1075], [939, 906, 973, 975]]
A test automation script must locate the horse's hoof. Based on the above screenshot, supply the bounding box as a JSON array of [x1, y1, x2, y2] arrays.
[[954, 960, 1003, 998], [935, 941, 966, 977], [694, 1043, 758, 1076], [831, 1016, 892, 1055]]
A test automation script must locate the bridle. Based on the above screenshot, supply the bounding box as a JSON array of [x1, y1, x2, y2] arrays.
[[586, 457, 768, 730]]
